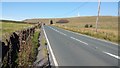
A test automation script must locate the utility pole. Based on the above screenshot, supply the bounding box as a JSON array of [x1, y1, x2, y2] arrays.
[[95, 0, 101, 32]]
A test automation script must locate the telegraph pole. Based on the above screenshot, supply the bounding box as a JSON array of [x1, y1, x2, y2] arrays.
[[95, 0, 101, 32]]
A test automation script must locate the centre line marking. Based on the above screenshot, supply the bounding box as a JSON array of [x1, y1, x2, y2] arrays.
[[103, 51, 120, 59], [70, 37, 88, 45], [50, 27, 88, 45]]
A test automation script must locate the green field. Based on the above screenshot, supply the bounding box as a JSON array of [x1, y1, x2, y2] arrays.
[[0, 20, 33, 41]]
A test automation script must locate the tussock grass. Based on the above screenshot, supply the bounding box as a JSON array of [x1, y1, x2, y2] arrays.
[[54, 24, 118, 43], [51, 16, 118, 43]]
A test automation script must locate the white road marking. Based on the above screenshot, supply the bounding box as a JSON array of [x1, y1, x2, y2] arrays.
[[70, 37, 88, 45], [43, 26, 59, 66], [59, 32, 67, 36], [95, 47, 98, 49], [103, 51, 120, 59], [49, 26, 88, 45], [50, 27, 67, 36], [62, 28, 118, 46], [61, 33, 67, 36], [48, 26, 120, 61]]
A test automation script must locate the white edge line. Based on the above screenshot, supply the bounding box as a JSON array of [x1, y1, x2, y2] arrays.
[[47, 26, 120, 61], [103, 51, 120, 59], [43, 25, 59, 66]]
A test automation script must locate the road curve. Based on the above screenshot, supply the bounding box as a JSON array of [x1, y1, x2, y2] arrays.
[[43, 25, 119, 66]]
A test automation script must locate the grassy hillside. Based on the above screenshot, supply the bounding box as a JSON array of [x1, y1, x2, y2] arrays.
[[54, 16, 118, 43], [24, 16, 118, 30], [23, 16, 118, 43]]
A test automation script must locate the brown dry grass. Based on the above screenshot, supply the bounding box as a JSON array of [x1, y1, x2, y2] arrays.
[[54, 24, 118, 43], [24, 16, 118, 43]]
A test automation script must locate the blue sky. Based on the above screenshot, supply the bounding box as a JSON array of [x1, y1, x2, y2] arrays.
[[1, 2, 118, 21], [1, 0, 119, 2]]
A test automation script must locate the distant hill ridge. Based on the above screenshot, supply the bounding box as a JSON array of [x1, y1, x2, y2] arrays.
[[23, 16, 117, 24]]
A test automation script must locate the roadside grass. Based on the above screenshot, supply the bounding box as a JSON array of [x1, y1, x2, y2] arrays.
[[19, 28, 40, 66], [18, 36, 33, 66], [53, 22, 118, 44], [23, 16, 118, 43], [50, 16, 118, 43], [1, 20, 38, 67], [41, 33, 47, 57], [31, 28, 48, 66], [31, 29, 40, 63]]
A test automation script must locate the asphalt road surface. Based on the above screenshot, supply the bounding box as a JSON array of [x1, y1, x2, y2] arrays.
[[43, 25, 119, 66]]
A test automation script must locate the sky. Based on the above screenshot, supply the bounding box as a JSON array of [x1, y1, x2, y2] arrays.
[[1, 2, 118, 21], [1, 0, 119, 2]]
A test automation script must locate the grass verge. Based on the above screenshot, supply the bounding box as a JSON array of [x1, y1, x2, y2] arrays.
[[53, 25, 118, 44], [31, 29, 40, 64], [18, 28, 40, 66], [41, 33, 47, 57]]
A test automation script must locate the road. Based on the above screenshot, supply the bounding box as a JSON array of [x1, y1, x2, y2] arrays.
[[43, 25, 119, 66]]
